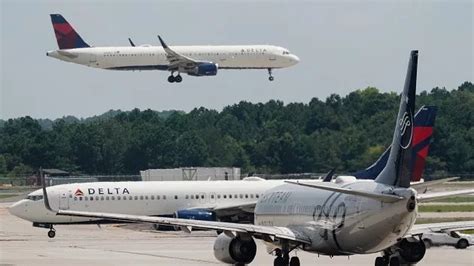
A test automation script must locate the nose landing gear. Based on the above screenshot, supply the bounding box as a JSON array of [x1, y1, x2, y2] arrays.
[[47, 225, 56, 238], [268, 68, 274, 81]]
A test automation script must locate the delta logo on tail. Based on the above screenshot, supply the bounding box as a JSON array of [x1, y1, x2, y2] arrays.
[[354, 105, 437, 182], [50, 14, 90, 50]]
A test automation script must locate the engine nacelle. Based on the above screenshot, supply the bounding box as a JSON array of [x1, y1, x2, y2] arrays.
[[174, 208, 216, 221], [188, 63, 218, 76], [213, 233, 257, 264], [398, 238, 426, 263]]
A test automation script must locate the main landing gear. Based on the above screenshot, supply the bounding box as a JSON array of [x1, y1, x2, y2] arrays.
[[268, 68, 274, 81], [167, 72, 183, 83], [47, 225, 56, 238], [273, 248, 300, 266]]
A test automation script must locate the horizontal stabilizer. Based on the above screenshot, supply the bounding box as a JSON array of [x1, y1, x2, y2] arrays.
[[417, 189, 474, 202], [411, 177, 459, 192], [285, 181, 404, 203]]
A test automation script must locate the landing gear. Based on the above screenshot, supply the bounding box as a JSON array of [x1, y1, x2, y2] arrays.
[[273, 244, 299, 266], [47, 225, 56, 238], [167, 72, 183, 83], [289, 256, 300, 266], [268, 68, 274, 81]]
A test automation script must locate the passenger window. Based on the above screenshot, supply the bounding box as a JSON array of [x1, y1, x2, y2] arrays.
[[90, 196, 94, 201], [211, 195, 214, 199], [217, 195, 221, 199], [245, 194, 248, 198], [250, 194, 254, 198], [151, 195, 155, 200], [117, 196, 121, 200], [185, 195, 189, 199], [106, 196, 109, 200], [85, 197, 88, 201], [201, 195, 204, 199], [69, 195, 72, 198], [240, 194, 243, 198], [111, 196, 115, 200], [163, 195, 167, 200], [223, 195, 227, 199], [101, 196, 104, 201], [256, 195, 259, 199], [175, 195, 178, 200], [95, 196, 99, 200], [229, 195, 232, 199], [195, 194, 199, 199], [129, 196, 132, 200], [74, 197, 77, 201], [134, 196, 138, 200], [140, 196, 144, 200], [157, 195, 160, 200], [145, 196, 149, 200], [79, 197, 83, 201]]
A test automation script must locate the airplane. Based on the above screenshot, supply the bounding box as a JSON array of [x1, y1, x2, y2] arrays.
[[7, 106, 439, 238], [46, 14, 300, 83], [37, 51, 474, 266]]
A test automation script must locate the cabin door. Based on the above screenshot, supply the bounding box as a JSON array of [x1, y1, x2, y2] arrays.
[[58, 190, 70, 210]]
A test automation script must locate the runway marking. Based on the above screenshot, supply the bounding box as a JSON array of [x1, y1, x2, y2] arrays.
[[72, 246, 220, 264]]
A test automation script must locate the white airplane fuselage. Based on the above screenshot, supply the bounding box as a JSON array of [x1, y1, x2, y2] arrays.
[[46, 45, 299, 72], [9, 179, 313, 224], [255, 180, 418, 256]]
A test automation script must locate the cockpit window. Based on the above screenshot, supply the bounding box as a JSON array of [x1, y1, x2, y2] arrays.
[[282, 50, 290, 55], [26, 195, 43, 201]]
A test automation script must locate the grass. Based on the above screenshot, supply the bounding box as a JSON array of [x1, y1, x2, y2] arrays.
[[430, 196, 474, 203], [461, 229, 474, 234], [415, 217, 474, 224], [418, 205, 474, 212], [0, 194, 18, 199]]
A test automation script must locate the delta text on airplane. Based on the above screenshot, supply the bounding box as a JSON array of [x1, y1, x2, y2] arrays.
[[46, 14, 300, 83]]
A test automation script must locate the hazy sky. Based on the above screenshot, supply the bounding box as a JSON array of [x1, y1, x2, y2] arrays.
[[1, 0, 472, 119]]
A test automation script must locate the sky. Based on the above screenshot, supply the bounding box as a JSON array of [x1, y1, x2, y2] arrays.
[[1, 0, 472, 119]]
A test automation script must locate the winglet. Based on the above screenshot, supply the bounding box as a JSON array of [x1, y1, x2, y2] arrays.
[[157, 35, 168, 49], [128, 38, 135, 47], [322, 168, 335, 182], [40, 167, 55, 212]]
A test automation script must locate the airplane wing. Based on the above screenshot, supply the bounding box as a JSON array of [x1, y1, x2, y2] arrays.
[[53, 209, 312, 244], [157, 35, 199, 70], [416, 189, 474, 202], [408, 221, 474, 236]]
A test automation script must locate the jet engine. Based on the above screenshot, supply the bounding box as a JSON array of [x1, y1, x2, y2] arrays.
[[398, 238, 426, 264], [174, 208, 217, 221], [213, 233, 257, 264], [188, 63, 218, 76]]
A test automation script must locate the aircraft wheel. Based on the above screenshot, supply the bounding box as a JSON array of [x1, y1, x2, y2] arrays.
[[289, 256, 300, 266], [375, 256, 388, 266], [175, 75, 183, 83], [47, 229, 56, 238], [273, 256, 285, 266], [389, 256, 400, 266], [167, 75, 175, 83], [269, 76, 274, 81]]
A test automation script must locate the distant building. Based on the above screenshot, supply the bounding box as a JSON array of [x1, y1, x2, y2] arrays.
[[140, 167, 241, 181]]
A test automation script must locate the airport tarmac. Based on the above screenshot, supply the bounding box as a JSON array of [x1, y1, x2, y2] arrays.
[[0, 202, 473, 266]]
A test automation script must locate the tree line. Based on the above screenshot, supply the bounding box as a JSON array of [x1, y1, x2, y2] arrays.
[[0, 82, 472, 178]]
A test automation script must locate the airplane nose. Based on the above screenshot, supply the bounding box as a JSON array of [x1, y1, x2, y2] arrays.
[[8, 201, 23, 217], [292, 55, 300, 63]]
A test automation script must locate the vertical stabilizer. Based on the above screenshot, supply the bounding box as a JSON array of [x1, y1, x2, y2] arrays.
[[354, 105, 437, 182], [50, 14, 90, 49], [375, 51, 418, 188]]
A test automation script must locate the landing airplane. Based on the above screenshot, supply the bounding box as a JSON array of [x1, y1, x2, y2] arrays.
[[46, 14, 300, 83], [39, 51, 474, 266], [8, 106, 439, 238]]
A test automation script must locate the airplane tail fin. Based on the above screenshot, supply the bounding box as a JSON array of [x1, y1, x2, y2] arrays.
[[50, 14, 90, 49], [375, 50, 418, 188], [354, 105, 437, 182]]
